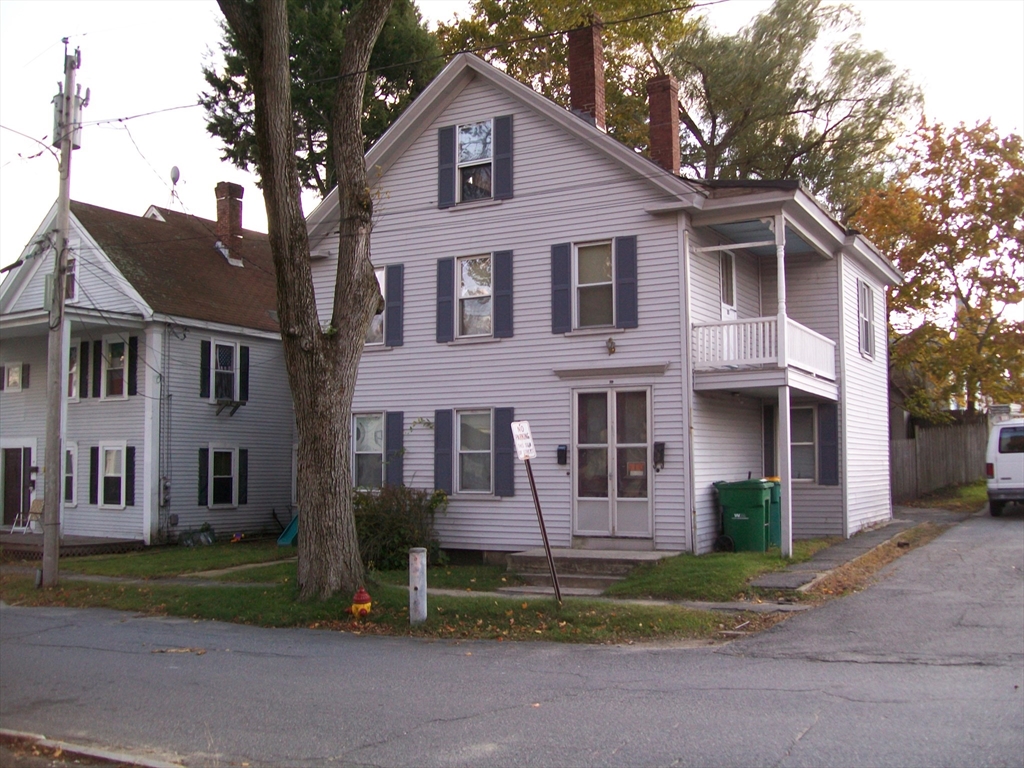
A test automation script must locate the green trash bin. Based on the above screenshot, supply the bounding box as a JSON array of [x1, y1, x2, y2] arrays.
[[714, 479, 773, 552]]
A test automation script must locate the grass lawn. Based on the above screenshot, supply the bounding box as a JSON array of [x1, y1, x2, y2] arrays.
[[903, 480, 987, 513], [0, 572, 776, 644], [50, 539, 294, 579], [607, 538, 835, 602]]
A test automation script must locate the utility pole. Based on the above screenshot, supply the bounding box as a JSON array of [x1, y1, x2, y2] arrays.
[[41, 42, 85, 587]]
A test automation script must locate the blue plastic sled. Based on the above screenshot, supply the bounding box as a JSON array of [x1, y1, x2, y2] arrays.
[[277, 514, 298, 546]]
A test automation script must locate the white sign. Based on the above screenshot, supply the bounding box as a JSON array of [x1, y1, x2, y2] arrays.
[[510, 420, 537, 461]]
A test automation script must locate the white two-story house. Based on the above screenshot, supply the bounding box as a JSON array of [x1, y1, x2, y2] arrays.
[[306, 27, 901, 557], [0, 183, 295, 543]]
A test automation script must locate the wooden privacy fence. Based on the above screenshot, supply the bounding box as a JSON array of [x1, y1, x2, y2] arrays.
[[890, 421, 988, 502]]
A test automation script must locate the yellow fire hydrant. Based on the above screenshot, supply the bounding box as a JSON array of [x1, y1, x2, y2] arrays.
[[350, 587, 372, 618]]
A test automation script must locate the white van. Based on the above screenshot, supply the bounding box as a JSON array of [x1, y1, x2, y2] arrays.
[[986, 417, 1024, 516]]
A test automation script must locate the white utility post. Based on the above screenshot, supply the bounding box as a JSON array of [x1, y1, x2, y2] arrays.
[[42, 44, 86, 587], [774, 213, 793, 558]]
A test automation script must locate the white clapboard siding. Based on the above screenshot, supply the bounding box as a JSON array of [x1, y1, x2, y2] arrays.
[[161, 329, 295, 539], [63, 326, 147, 540], [313, 77, 689, 552], [841, 256, 892, 534]]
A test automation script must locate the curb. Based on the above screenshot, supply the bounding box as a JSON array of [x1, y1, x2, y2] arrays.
[[0, 729, 182, 768]]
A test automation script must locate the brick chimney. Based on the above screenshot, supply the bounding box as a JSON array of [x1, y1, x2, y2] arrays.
[[568, 18, 606, 131], [215, 181, 244, 247], [647, 74, 680, 175]]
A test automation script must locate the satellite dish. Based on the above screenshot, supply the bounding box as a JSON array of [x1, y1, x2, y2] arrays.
[[170, 166, 180, 186]]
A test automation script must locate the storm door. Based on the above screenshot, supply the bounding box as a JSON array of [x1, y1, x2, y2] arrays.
[[2, 447, 31, 527], [573, 389, 652, 538]]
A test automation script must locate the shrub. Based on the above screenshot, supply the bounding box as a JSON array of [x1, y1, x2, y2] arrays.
[[353, 486, 447, 570]]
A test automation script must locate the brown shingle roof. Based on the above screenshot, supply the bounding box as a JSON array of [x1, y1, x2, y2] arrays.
[[70, 201, 279, 333]]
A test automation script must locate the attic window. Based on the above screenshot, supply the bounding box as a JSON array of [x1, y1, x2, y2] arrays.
[[215, 241, 244, 268]]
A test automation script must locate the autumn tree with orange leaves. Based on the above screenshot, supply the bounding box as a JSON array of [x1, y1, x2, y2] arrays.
[[853, 120, 1024, 418]]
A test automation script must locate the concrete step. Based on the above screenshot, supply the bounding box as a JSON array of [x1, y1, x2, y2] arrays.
[[516, 571, 624, 591], [507, 547, 682, 581]]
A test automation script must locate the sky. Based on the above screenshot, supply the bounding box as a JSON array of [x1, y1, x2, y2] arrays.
[[0, 0, 1022, 271]]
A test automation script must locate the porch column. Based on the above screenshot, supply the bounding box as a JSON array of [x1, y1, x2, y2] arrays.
[[142, 326, 163, 546], [777, 385, 793, 558], [775, 214, 787, 368]]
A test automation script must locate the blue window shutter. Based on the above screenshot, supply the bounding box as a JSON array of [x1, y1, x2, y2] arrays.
[[21, 364, 29, 389], [125, 446, 136, 506], [493, 115, 514, 200], [22, 448, 32, 515], [0, 367, 4, 391], [434, 409, 453, 494], [239, 346, 250, 401], [615, 235, 638, 329], [438, 126, 456, 209], [386, 411, 404, 486], [200, 340, 211, 398], [89, 447, 99, 505], [818, 402, 839, 486], [127, 336, 138, 396], [198, 448, 209, 506], [493, 251, 513, 338], [494, 407, 515, 497], [79, 341, 90, 398], [92, 341, 102, 398], [551, 243, 572, 333], [763, 405, 776, 477], [436, 258, 454, 343], [238, 449, 248, 504], [385, 264, 404, 347]]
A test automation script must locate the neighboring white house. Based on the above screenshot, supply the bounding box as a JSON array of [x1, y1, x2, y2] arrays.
[[0, 183, 295, 543], [306, 29, 902, 557]]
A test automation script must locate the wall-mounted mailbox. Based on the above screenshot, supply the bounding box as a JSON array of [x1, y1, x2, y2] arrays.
[[653, 442, 665, 472], [557, 445, 568, 465]]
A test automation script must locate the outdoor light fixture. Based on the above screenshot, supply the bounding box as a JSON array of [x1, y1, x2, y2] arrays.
[[653, 442, 666, 472], [606, 337, 616, 354]]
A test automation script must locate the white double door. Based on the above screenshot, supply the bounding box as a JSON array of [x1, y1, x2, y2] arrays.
[[573, 388, 652, 538]]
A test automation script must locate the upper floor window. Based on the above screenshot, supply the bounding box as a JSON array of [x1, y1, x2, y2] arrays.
[[551, 236, 638, 333], [458, 255, 492, 337], [0, 363, 28, 393], [201, 340, 249, 403], [65, 257, 76, 300], [67, 342, 79, 401], [103, 339, 126, 399], [858, 280, 875, 358], [438, 116, 513, 209], [458, 121, 492, 202], [366, 268, 386, 345]]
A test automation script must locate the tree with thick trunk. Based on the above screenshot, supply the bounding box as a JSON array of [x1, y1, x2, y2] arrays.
[[217, 0, 393, 600]]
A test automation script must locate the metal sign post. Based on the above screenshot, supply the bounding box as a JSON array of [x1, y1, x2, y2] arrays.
[[511, 421, 561, 606]]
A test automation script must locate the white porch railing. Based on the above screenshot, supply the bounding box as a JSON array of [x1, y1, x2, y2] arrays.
[[786, 318, 836, 379], [692, 316, 835, 380]]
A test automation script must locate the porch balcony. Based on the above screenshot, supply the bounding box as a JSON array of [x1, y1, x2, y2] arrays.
[[692, 316, 838, 399]]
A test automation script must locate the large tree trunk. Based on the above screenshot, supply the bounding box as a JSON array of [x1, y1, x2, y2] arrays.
[[219, 0, 393, 600]]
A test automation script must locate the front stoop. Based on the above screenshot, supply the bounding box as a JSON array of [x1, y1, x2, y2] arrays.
[[502, 548, 681, 595]]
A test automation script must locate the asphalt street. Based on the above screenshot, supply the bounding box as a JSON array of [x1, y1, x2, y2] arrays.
[[1, 509, 1022, 768]]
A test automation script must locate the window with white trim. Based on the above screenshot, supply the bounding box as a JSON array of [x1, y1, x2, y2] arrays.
[[1, 363, 26, 392], [458, 120, 492, 202], [65, 257, 76, 300], [103, 338, 127, 398], [67, 341, 79, 401], [791, 407, 816, 481], [353, 413, 384, 489], [858, 280, 875, 357], [720, 251, 736, 316], [365, 268, 386, 345], [457, 255, 492, 337], [64, 443, 77, 507], [214, 342, 236, 400], [457, 410, 492, 493], [575, 241, 614, 328], [100, 443, 126, 508], [211, 448, 237, 506]]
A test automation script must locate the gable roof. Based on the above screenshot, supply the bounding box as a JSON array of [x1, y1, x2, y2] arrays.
[[306, 52, 705, 238], [69, 201, 279, 332]]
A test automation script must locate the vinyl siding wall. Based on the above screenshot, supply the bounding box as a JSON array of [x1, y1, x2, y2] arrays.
[[161, 328, 295, 539], [313, 79, 690, 552], [841, 255, 892, 533]]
